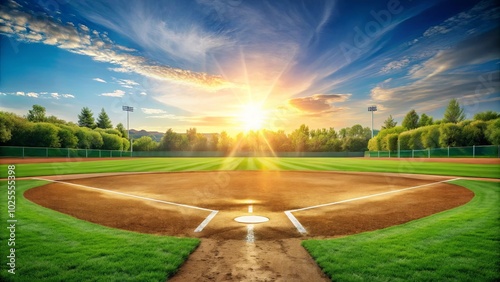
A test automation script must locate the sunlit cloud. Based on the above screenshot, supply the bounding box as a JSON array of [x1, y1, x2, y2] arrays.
[[287, 94, 351, 114]]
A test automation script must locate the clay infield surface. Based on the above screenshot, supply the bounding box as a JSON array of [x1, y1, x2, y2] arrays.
[[25, 171, 473, 281]]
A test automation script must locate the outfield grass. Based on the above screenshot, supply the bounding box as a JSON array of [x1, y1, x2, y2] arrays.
[[303, 180, 500, 281], [1, 157, 499, 178], [0, 180, 199, 282]]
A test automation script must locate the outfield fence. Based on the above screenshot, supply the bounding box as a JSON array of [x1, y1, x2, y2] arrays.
[[0, 146, 365, 158], [0, 146, 132, 158], [365, 145, 500, 158]]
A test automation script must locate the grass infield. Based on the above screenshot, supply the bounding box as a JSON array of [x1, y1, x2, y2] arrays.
[[303, 180, 500, 281], [0, 158, 498, 281], [1, 157, 499, 178]]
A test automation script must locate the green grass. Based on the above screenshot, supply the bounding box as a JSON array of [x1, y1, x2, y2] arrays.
[[0, 158, 498, 281], [1, 157, 499, 178], [302, 180, 500, 282], [0, 180, 199, 282]]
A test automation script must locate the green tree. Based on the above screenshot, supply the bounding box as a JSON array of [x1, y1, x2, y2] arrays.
[[422, 126, 440, 148], [116, 123, 127, 138], [100, 132, 123, 150], [443, 99, 465, 123], [381, 115, 397, 129], [160, 129, 187, 151], [57, 125, 78, 148], [96, 108, 113, 129], [133, 136, 158, 151], [289, 124, 309, 152], [78, 107, 96, 129], [402, 110, 419, 130], [474, 111, 500, 121], [29, 123, 60, 147], [0, 112, 15, 143], [27, 104, 47, 122], [439, 123, 463, 147], [46, 115, 66, 124], [386, 134, 399, 151], [485, 119, 500, 145], [217, 131, 233, 153], [418, 113, 433, 127]]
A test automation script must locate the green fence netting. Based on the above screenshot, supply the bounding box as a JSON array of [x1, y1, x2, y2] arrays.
[[366, 145, 499, 158]]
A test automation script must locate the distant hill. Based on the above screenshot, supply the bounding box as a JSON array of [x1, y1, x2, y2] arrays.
[[129, 129, 164, 141]]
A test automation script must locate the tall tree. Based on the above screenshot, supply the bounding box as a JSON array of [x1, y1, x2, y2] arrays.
[[78, 107, 96, 129], [116, 123, 127, 138], [418, 113, 434, 127], [402, 109, 419, 130], [96, 108, 113, 129], [382, 115, 397, 129], [27, 104, 47, 122], [443, 99, 465, 123]]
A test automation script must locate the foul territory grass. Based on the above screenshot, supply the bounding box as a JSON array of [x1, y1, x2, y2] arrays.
[[303, 180, 500, 281], [0, 180, 199, 282], [1, 157, 499, 178]]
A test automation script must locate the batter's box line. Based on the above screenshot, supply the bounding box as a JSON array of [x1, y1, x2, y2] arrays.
[[284, 178, 462, 235], [31, 177, 218, 233]]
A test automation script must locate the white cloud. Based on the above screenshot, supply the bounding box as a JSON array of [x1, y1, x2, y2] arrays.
[[141, 108, 167, 114], [370, 87, 393, 102], [100, 89, 125, 97], [62, 94, 75, 98], [51, 92, 60, 99], [26, 92, 38, 98], [93, 77, 106, 83], [15, 91, 24, 96], [0, 4, 240, 90], [140, 91, 147, 96], [380, 59, 410, 73]]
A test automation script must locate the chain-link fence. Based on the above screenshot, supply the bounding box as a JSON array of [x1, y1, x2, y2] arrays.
[[0, 146, 132, 158], [0, 146, 365, 158], [365, 145, 499, 158]]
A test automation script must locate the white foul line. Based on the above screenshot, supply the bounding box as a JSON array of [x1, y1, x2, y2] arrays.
[[284, 211, 307, 234], [285, 178, 461, 234], [32, 177, 218, 232]]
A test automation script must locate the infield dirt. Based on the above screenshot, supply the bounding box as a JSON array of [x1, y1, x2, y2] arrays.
[[25, 171, 473, 281]]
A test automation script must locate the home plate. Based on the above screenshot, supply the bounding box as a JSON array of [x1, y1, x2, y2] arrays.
[[234, 215, 269, 224]]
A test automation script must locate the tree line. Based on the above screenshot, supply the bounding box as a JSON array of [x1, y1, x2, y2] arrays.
[[0, 105, 130, 151], [0, 99, 498, 153], [136, 123, 373, 153], [368, 99, 500, 151]]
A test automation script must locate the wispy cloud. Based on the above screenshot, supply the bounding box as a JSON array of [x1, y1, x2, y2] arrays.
[[1, 91, 75, 99], [0, 2, 240, 90], [100, 89, 125, 97], [141, 108, 166, 114], [93, 77, 106, 83]]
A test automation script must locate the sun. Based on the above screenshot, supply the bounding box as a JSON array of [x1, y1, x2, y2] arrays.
[[239, 103, 267, 132]]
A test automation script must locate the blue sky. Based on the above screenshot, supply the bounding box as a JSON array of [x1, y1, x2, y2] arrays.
[[0, 0, 499, 134]]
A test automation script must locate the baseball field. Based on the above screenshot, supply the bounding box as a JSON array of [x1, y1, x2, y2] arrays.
[[1, 157, 499, 281]]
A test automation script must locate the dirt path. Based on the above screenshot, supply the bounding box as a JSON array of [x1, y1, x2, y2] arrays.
[[169, 239, 329, 282]]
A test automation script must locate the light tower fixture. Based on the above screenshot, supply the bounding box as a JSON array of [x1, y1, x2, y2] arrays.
[[122, 106, 134, 153], [368, 105, 377, 139]]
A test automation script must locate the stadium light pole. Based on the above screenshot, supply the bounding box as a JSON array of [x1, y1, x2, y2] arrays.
[[368, 106, 377, 138], [122, 106, 134, 153]]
